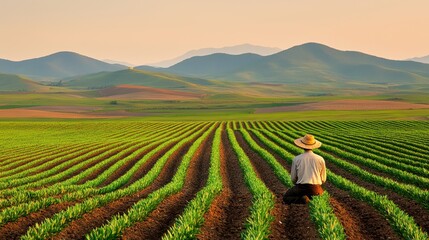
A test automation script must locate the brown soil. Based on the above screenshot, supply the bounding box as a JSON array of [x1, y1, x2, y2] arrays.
[[197, 129, 252, 240], [50, 128, 207, 240], [28, 106, 101, 113], [96, 143, 157, 187], [0, 144, 89, 173], [256, 99, 429, 113], [33, 144, 103, 175], [236, 131, 320, 240], [324, 182, 400, 240], [76, 143, 136, 184], [325, 158, 429, 233], [0, 202, 76, 240], [120, 127, 215, 239], [323, 149, 429, 190]]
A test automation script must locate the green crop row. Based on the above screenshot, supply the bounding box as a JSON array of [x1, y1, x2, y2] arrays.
[[226, 128, 275, 239], [84, 123, 217, 240], [248, 129, 346, 240], [259, 128, 428, 239], [317, 132, 429, 170], [162, 125, 224, 239], [277, 130, 429, 210], [0, 122, 204, 214], [21, 123, 215, 240]]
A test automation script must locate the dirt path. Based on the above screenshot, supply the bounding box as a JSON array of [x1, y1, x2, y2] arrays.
[[237, 131, 320, 240], [50, 131, 203, 240], [197, 129, 252, 240], [120, 127, 215, 239]]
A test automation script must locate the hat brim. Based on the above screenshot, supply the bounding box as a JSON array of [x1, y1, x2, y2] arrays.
[[294, 138, 322, 149]]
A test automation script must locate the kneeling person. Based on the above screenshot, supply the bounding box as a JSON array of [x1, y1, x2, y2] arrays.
[[283, 134, 326, 204]]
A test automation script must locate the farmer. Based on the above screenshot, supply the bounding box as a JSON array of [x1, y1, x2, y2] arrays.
[[283, 134, 326, 204]]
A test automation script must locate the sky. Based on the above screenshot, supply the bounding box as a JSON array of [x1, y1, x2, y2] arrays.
[[1, 0, 429, 65]]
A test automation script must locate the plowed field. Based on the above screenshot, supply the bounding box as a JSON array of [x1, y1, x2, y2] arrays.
[[0, 120, 428, 240]]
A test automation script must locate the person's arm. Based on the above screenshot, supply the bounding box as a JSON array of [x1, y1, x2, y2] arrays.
[[320, 159, 327, 184], [291, 159, 297, 184]]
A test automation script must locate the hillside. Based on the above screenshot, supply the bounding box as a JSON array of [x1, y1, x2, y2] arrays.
[[152, 42, 429, 93], [228, 42, 429, 85], [0, 73, 44, 91], [66, 68, 217, 93], [137, 53, 263, 77], [0, 52, 127, 80]]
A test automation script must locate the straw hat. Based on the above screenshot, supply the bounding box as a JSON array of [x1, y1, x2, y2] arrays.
[[294, 134, 322, 149]]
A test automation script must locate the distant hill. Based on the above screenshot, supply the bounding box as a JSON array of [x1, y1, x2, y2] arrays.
[[409, 55, 429, 64], [219, 43, 429, 87], [65, 68, 217, 93], [0, 73, 44, 91], [0, 52, 127, 80], [147, 44, 282, 67], [137, 53, 263, 77]]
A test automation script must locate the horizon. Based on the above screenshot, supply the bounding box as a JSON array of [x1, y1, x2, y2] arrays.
[[2, 1, 429, 65]]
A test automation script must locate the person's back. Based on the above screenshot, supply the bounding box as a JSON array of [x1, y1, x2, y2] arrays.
[[283, 134, 326, 204], [291, 150, 326, 185]]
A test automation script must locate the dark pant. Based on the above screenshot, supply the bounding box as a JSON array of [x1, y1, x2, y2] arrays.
[[283, 184, 324, 204]]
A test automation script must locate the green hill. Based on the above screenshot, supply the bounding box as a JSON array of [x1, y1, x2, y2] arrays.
[[143, 43, 429, 93], [65, 68, 218, 93], [0, 73, 44, 91], [136, 53, 263, 77], [0, 52, 127, 80], [218, 43, 429, 91]]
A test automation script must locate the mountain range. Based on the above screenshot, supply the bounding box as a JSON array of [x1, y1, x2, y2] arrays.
[[1, 43, 429, 95]]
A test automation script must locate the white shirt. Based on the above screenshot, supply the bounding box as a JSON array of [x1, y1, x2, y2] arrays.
[[291, 150, 326, 185]]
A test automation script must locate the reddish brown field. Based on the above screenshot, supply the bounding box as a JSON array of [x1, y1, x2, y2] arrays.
[[256, 99, 429, 113]]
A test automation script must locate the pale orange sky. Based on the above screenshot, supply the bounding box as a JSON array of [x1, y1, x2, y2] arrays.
[[1, 0, 428, 65]]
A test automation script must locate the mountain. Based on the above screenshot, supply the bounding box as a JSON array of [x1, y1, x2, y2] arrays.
[[137, 53, 263, 77], [409, 55, 429, 64], [148, 44, 282, 67], [0, 52, 127, 80], [219, 42, 429, 87], [0, 73, 44, 91]]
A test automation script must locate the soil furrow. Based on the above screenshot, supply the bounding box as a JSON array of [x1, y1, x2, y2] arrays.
[[120, 128, 215, 240], [50, 130, 204, 240], [0, 202, 76, 240], [76, 144, 133, 184], [270, 131, 429, 239], [325, 160, 429, 233], [235, 131, 319, 240], [121, 141, 178, 188], [322, 149, 428, 189], [257, 130, 402, 240], [197, 129, 252, 240]]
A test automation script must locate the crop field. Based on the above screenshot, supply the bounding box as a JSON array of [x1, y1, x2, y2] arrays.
[[0, 120, 428, 240]]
